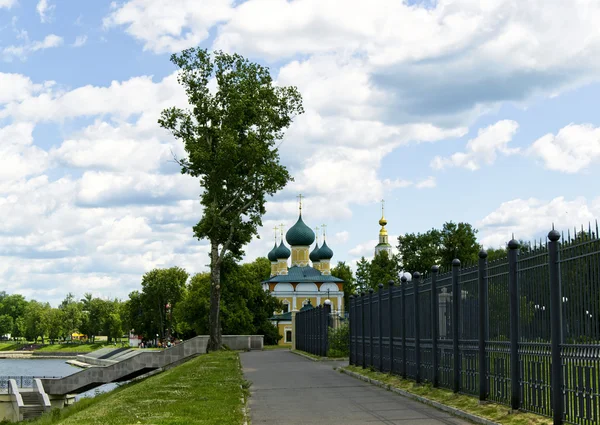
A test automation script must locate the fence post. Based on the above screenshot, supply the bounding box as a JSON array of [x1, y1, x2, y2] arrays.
[[401, 275, 408, 379], [414, 272, 421, 383], [324, 301, 331, 356], [369, 288, 374, 368], [378, 283, 384, 371], [548, 229, 563, 424], [361, 292, 366, 369], [388, 279, 394, 374], [431, 266, 439, 387], [452, 258, 461, 393], [478, 250, 488, 401], [349, 295, 354, 365], [508, 238, 521, 411]]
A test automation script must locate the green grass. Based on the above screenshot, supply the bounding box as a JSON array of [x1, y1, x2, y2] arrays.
[[31, 351, 247, 425], [0, 342, 19, 351], [344, 366, 552, 425], [263, 344, 291, 350], [34, 343, 116, 353]]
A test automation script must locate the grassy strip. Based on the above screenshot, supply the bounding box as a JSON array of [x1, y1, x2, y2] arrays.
[[32, 351, 247, 425], [344, 366, 552, 425], [34, 343, 116, 353], [291, 349, 347, 361], [263, 344, 291, 350]]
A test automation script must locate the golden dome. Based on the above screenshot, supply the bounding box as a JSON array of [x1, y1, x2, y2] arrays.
[[379, 226, 388, 236], [379, 217, 387, 226]]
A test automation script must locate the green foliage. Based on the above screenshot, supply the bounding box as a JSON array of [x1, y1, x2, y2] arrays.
[[0, 314, 13, 336], [125, 267, 188, 341], [397, 228, 441, 274], [24, 300, 51, 343], [174, 256, 282, 345], [397, 221, 480, 273], [356, 257, 371, 293], [328, 323, 350, 357], [331, 261, 356, 312], [370, 252, 400, 288]]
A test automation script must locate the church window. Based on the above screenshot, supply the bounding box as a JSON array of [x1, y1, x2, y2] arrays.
[[285, 330, 292, 343], [282, 300, 290, 313]]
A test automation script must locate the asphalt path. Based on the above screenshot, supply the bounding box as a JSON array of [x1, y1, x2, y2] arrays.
[[241, 350, 470, 425]]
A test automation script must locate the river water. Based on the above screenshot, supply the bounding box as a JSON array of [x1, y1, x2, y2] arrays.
[[0, 359, 119, 399]]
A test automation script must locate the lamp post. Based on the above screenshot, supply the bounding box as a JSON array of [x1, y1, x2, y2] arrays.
[[165, 303, 172, 342]]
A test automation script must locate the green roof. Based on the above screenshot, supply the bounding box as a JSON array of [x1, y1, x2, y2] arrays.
[[375, 242, 392, 247], [285, 215, 315, 246], [263, 266, 344, 283], [270, 311, 292, 321]]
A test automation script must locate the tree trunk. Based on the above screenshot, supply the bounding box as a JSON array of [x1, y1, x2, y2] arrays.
[[208, 240, 222, 351]]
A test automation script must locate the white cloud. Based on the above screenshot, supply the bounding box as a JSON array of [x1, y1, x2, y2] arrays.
[[72, 35, 87, 47], [3, 34, 63, 61], [50, 121, 179, 173], [416, 176, 437, 189], [0, 122, 49, 181], [528, 124, 600, 173], [0, 0, 15, 8], [36, 0, 55, 23], [477, 196, 600, 248], [431, 120, 519, 170], [103, 0, 234, 53]]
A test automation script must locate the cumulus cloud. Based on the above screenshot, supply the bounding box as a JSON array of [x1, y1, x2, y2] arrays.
[[431, 120, 519, 170], [103, 0, 233, 53], [477, 196, 600, 248], [528, 124, 600, 173], [36, 0, 55, 23], [2, 34, 63, 61], [0, 0, 15, 8]]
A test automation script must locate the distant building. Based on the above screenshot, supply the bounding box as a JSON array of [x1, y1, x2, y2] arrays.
[[374, 199, 392, 257], [264, 196, 344, 345]]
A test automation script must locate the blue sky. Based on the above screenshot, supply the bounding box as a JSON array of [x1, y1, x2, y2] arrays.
[[1, 0, 600, 305]]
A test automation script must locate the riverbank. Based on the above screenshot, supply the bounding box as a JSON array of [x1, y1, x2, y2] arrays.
[[0, 342, 128, 359], [30, 351, 247, 425]]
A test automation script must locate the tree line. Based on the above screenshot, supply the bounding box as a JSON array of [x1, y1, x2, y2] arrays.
[[335, 221, 527, 295], [0, 256, 282, 346]]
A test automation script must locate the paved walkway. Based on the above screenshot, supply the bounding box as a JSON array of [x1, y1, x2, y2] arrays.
[[241, 350, 470, 425]]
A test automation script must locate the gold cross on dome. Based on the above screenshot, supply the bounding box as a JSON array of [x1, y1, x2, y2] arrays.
[[381, 199, 385, 215], [297, 194, 303, 213], [321, 224, 327, 240], [273, 226, 278, 242], [279, 223, 285, 238], [314, 226, 320, 242]]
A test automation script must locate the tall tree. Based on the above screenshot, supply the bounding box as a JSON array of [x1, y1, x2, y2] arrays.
[[397, 229, 442, 274], [331, 261, 356, 312], [370, 252, 400, 289], [0, 315, 13, 337], [355, 257, 371, 293], [159, 48, 303, 350], [174, 257, 282, 345], [139, 267, 189, 341], [439, 221, 479, 266]]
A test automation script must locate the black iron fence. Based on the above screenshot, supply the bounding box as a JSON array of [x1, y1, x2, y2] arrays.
[[349, 225, 600, 425], [295, 303, 332, 356]]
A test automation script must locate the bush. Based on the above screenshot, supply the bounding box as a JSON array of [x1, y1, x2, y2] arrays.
[[328, 323, 349, 357]]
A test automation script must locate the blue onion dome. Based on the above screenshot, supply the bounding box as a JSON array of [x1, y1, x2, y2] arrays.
[[317, 240, 333, 260], [267, 242, 278, 262], [285, 215, 315, 246], [274, 241, 291, 259], [309, 242, 321, 262]]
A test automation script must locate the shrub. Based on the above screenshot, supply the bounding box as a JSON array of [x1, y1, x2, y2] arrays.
[[328, 323, 349, 357]]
